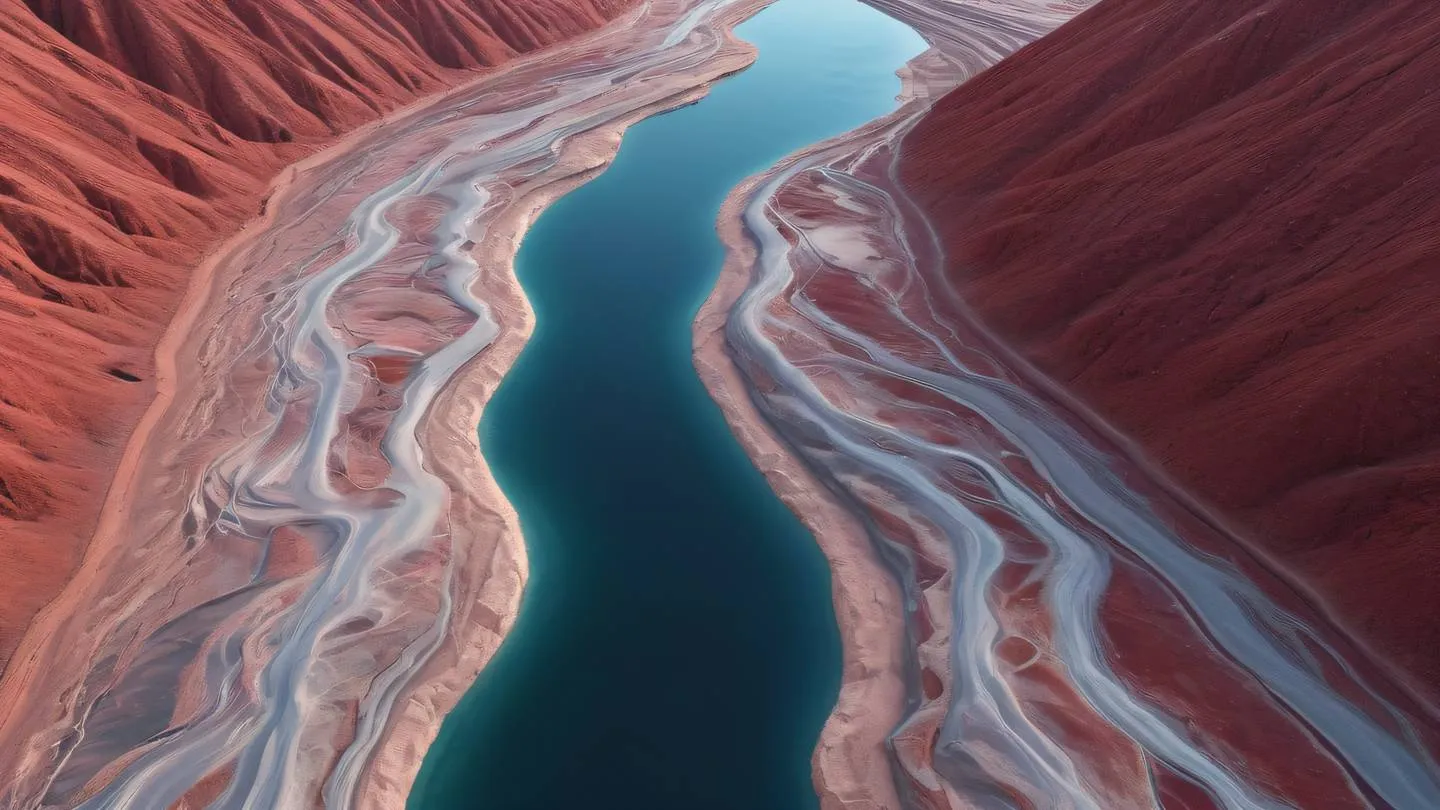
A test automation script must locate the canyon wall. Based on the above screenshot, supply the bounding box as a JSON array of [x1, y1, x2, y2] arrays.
[[900, 0, 1440, 698], [0, 0, 633, 661]]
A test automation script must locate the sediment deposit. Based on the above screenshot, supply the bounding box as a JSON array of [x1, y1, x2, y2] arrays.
[[0, 1, 769, 806], [0, 0, 632, 662], [701, 0, 1440, 807]]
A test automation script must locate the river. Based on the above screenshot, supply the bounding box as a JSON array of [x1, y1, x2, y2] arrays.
[[7, 0, 1428, 806], [408, 1, 923, 808]]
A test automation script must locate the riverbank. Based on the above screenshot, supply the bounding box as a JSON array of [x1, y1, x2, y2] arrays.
[[700, 0, 1440, 807], [698, 183, 909, 810], [0, 1, 779, 805], [693, 3, 1063, 804]]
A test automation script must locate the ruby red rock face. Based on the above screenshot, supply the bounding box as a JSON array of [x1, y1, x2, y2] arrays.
[[899, 0, 1440, 703], [0, 0, 636, 665]]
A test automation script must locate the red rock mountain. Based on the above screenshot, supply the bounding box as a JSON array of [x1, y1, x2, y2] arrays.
[[900, 0, 1440, 697], [0, 0, 633, 661]]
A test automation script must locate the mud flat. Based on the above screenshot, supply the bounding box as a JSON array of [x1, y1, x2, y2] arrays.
[[0, 1, 775, 806], [700, 0, 1440, 807]]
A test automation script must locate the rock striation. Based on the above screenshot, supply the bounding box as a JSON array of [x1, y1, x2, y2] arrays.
[[900, 0, 1440, 699]]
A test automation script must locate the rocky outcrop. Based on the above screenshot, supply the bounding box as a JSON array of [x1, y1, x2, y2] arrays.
[[0, 0, 634, 662], [900, 0, 1440, 697]]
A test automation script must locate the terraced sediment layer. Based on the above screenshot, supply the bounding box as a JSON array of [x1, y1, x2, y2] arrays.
[[0, 1, 770, 806], [699, 0, 1440, 807]]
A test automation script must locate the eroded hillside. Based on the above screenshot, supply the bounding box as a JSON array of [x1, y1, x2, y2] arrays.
[[0, 0, 633, 661], [901, 0, 1440, 696]]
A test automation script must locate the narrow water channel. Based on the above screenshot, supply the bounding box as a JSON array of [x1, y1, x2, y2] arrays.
[[408, 1, 924, 807]]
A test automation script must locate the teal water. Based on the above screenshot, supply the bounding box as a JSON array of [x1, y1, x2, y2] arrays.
[[409, 2, 924, 808]]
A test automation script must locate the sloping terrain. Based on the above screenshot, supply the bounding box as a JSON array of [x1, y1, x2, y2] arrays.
[[0, 0, 633, 662], [900, 0, 1440, 697]]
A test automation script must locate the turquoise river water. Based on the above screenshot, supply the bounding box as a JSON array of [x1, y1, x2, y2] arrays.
[[409, 1, 924, 807]]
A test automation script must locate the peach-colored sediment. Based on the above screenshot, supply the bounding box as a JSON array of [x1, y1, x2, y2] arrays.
[[0, 1, 777, 806], [699, 187, 909, 810]]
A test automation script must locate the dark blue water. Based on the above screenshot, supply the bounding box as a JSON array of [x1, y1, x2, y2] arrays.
[[409, 2, 923, 807]]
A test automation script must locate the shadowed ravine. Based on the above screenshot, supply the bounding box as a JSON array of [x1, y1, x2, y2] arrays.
[[705, 0, 1440, 807]]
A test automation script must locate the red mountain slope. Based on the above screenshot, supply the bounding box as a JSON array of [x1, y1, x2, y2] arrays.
[[0, 0, 633, 662], [900, 0, 1440, 697]]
